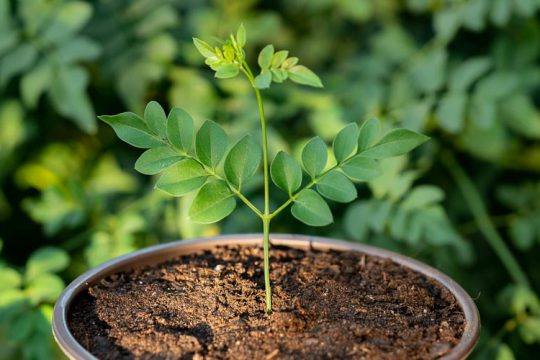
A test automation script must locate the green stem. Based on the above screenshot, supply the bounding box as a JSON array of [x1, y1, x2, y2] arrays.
[[254, 87, 271, 216], [241, 61, 273, 313], [229, 188, 263, 218], [263, 217, 272, 313], [441, 151, 531, 289]]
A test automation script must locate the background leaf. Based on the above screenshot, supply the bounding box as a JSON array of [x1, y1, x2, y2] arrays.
[[25, 247, 69, 281]]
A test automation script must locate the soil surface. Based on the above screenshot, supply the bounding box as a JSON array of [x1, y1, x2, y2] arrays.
[[69, 245, 465, 359]]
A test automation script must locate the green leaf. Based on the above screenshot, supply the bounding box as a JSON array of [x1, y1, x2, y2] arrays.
[[358, 118, 379, 151], [302, 136, 327, 178], [271, 68, 288, 83], [0, 267, 22, 290], [26, 247, 69, 280], [134, 147, 182, 175], [361, 129, 429, 159], [401, 185, 444, 210], [288, 65, 323, 87], [344, 201, 371, 241], [99, 112, 162, 148], [258, 45, 274, 70], [236, 24, 246, 47], [491, 0, 512, 26], [341, 155, 382, 181], [514, 0, 536, 17], [519, 317, 540, 344], [41, 1, 92, 44], [215, 63, 239, 79], [449, 57, 491, 92], [509, 217, 536, 251], [271, 151, 302, 195], [291, 189, 333, 226], [408, 48, 447, 93], [501, 95, 540, 139], [496, 343, 515, 360], [316, 171, 357, 203], [49, 65, 96, 133], [254, 69, 272, 89], [167, 107, 194, 153], [7, 311, 35, 342], [144, 101, 167, 138], [436, 93, 467, 134], [25, 273, 64, 304], [475, 72, 519, 100], [195, 120, 229, 168], [271, 50, 289, 68], [21, 62, 52, 108], [54, 36, 101, 64], [0, 43, 37, 88], [434, 8, 461, 40], [333, 122, 359, 163], [189, 181, 236, 223], [282, 57, 299, 69], [193, 38, 215, 58], [224, 135, 261, 189], [155, 159, 208, 196]]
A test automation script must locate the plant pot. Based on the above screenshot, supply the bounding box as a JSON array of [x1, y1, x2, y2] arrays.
[[53, 234, 480, 359]]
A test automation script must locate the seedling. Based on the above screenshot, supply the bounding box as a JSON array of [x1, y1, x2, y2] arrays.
[[99, 25, 429, 314]]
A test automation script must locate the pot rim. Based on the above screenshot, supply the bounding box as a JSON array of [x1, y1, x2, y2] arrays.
[[53, 233, 480, 360]]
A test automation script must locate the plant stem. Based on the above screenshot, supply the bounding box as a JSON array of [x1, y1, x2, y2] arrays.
[[263, 217, 272, 313], [441, 151, 531, 289], [241, 61, 273, 313]]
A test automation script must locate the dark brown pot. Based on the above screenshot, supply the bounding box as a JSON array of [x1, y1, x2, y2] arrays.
[[53, 234, 480, 359]]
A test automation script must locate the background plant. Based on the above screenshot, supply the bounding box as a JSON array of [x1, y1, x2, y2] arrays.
[[1, 0, 540, 358]]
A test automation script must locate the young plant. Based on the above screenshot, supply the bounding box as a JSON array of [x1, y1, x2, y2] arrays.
[[99, 25, 429, 314]]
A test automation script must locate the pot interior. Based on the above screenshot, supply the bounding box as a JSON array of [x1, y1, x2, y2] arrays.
[[53, 234, 480, 360]]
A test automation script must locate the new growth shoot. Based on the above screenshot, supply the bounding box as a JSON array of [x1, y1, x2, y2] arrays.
[[99, 24, 429, 314]]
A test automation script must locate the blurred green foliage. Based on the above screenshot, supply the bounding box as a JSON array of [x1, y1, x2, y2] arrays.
[[1, 0, 540, 358]]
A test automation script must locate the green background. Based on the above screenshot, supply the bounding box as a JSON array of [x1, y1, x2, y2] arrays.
[[1, 0, 540, 359]]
